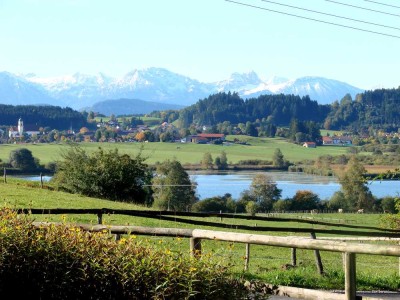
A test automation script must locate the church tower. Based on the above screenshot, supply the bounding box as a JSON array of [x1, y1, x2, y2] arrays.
[[18, 118, 24, 135]]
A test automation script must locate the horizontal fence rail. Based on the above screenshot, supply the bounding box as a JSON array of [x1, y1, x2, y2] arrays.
[[32, 222, 400, 257], [19, 208, 400, 238], [31, 221, 400, 300]]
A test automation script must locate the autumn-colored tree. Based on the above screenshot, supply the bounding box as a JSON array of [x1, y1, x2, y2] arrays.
[[79, 127, 89, 134], [135, 131, 146, 142]]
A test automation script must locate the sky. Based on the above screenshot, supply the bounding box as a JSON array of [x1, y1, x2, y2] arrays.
[[0, 0, 399, 90]]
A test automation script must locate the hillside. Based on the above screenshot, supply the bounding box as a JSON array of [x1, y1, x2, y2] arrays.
[[0, 104, 88, 130], [88, 98, 185, 115]]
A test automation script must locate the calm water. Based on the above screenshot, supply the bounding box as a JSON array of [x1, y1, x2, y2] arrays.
[[189, 171, 400, 200], [17, 172, 400, 201]]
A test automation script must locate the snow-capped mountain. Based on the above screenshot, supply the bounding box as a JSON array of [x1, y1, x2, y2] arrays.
[[242, 76, 363, 104], [0, 72, 57, 106], [0, 68, 364, 110]]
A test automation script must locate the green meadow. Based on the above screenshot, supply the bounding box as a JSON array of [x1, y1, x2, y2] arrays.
[[1, 179, 399, 291], [0, 136, 352, 165]]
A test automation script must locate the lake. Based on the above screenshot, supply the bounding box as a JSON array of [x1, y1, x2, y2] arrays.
[[16, 171, 400, 200], [189, 171, 400, 200]]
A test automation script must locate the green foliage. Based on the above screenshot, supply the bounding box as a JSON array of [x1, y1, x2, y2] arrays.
[[51, 146, 152, 204], [214, 150, 228, 170], [192, 193, 234, 213], [291, 190, 319, 211], [201, 152, 213, 170], [9, 148, 39, 171], [272, 148, 285, 167], [178, 92, 327, 128], [339, 156, 374, 211], [152, 160, 197, 211], [0, 208, 241, 299], [325, 88, 400, 131], [245, 201, 258, 216], [328, 191, 349, 211], [380, 197, 398, 213], [0, 104, 88, 130], [247, 174, 282, 212], [273, 199, 292, 212]]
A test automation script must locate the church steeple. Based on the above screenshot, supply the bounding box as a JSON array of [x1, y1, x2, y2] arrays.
[[18, 117, 24, 135]]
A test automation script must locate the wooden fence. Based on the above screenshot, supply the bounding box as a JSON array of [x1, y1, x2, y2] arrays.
[[18, 208, 400, 300]]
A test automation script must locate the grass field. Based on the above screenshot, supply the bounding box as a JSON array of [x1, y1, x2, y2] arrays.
[[0, 136, 354, 165], [1, 179, 399, 291]]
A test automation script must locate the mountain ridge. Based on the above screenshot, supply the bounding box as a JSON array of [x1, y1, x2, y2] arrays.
[[0, 68, 365, 111]]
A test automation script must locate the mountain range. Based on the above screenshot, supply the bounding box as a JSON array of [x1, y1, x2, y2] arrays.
[[0, 68, 364, 113]]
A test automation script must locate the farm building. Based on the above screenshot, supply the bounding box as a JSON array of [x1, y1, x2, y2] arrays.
[[303, 142, 316, 148]]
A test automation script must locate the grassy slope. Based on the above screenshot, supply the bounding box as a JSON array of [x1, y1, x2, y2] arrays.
[[0, 136, 352, 165], [1, 179, 398, 291]]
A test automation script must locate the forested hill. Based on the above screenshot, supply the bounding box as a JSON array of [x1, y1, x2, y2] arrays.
[[0, 105, 88, 130], [324, 88, 400, 131], [178, 92, 330, 127]]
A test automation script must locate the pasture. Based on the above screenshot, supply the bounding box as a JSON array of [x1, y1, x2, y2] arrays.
[[1, 179, 399, 291], [0, 136, 353, 165]]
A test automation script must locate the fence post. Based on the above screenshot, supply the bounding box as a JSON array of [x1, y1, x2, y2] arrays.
[[244, 243, 250, 271], [3, 168, 6, 183], [97, 212, 103, 225], [291, 248, 297, 266], [190, 237, 201, 258], [115, 234, 121, 241], [310, 232, 324, 275], [344, 252, 356, 300], [40, 173, 43, 188]]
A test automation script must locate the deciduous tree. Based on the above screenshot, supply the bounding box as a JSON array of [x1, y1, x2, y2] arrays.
[[152, 160, 197, 211], [249, 174, 281, 212]]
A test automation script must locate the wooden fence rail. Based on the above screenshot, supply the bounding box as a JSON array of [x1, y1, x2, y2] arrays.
[[17, 208, 400, 237], [32, 222, 400, 300]]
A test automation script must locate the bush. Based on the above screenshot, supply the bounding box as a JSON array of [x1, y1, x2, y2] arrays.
[[273, 199, 292, 212], [192, 194, 233, 213], [51, 146, 152, 204], [0, 208, 243, 299], [9, 148, 39, 171]]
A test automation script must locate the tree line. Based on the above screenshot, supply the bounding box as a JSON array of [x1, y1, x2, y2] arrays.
[[151, 88, 400, 135], [0, 104, 89, 130]]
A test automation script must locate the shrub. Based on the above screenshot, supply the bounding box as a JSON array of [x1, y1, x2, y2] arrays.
[[192, 193, 235, 213], [51, 146, 152, 204], [9, 148, 39, 171], [0, 208, 243, 299]]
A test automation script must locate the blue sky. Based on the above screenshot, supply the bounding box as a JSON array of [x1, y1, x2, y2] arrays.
[[0, 0, 399, 89]]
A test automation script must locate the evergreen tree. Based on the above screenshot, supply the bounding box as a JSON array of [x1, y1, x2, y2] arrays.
[[272, 148, 285, 168]]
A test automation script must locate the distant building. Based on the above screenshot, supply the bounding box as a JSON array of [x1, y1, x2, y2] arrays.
[[190, 133, 225, 144], [9, 118, 40, 138], [322, 135, 352, 146], [303, 142, 316, 148]]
